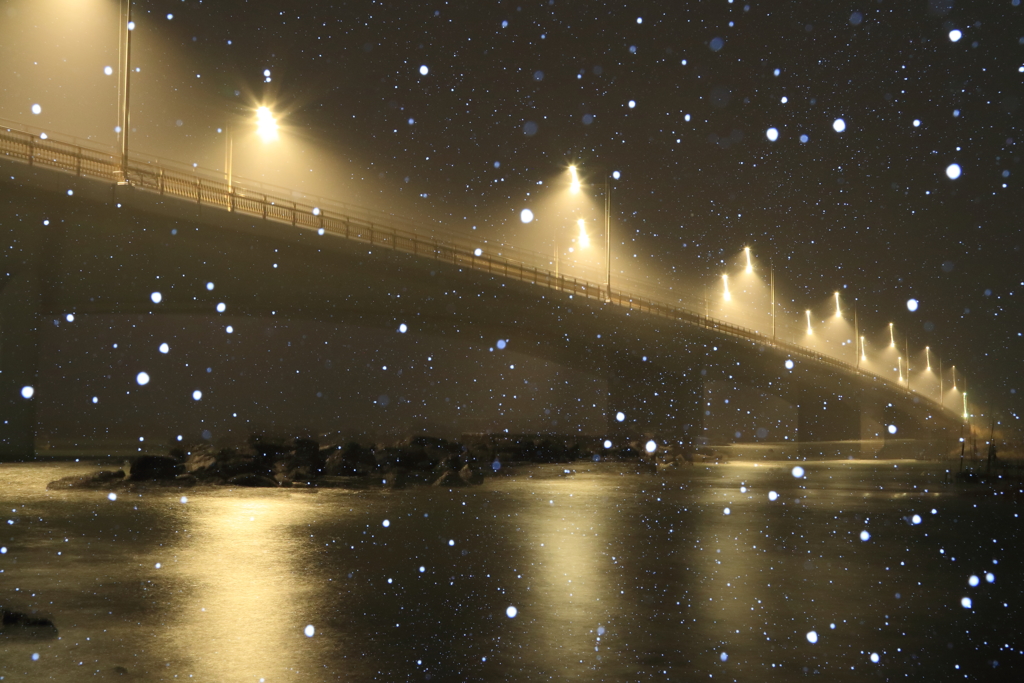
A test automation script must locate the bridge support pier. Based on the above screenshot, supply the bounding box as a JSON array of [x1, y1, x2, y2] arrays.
[[606, 352, 704, 445], [0, 263, 41, 458]]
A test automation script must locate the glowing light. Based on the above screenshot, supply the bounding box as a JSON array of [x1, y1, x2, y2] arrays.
[[962, 392, 968, 419], [792, 466, 805, 478], [255, 106, 279, 142], [744, 246, 753, 273], [722, 274, 731, 301], [304, 624, 316, 637], [889, 322, 895, 347], [31, 104, 42, 115], [832, 118, 846, 133], [834, 291, 841, 318], [136, 372, 150, 386], [806, 310, 813, 335], [898, 356, 904, 382], [926, 346, 931, 371], [766, 127, 779, 142], [192, 390, 203, 401], [949, 29, 962, 43], [907, 298, 919, 311], [150, 291, 162, 304], [20, 386, 34, 399], [568, 165, 581, 194], [860, 336, 867, 361], [946, 163, 961, 180], [506, 606, 518, 618], [520, 208, 534, 223], [806, 630, 818, 644], [577, 219, 590, 248], [645, 440, 657, 454]]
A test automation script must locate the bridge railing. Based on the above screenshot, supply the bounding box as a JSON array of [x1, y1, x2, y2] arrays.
[[0, 124, 954, 417]]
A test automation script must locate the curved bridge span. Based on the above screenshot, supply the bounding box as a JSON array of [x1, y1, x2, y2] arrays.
[[0, 125, 963, 457]]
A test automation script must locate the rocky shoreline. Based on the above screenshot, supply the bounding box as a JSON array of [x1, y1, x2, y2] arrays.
[[46, 434, 694, 491]]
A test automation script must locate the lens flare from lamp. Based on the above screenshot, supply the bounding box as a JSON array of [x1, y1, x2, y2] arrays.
[[806, 310, 812, 335], [577, 219, 590, 248], [568, 165, 581, 194], [889, 322, 895, 347], [256, 106, 279, 142], [962, 393, 968, 419], [744, 247, 753, 274], [860, 336, 867, 361], [834, 292, 841, 318], [926, 346, 931, 371], [722, 274, 731, 301]]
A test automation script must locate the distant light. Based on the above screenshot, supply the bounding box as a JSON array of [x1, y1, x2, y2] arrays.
[[615, 411, 625, 422], [398, 323, 408, 333], [31, 104, 41, 115], [577, 219, 590, 248], [506, 606, 518, 618], [104, 66, 113, 76], [419, 65, 429, 76], [304, 624, 315, 637], [216, 303, 226, 313], [151, 291, 162, 304], [949, 29, 962, 43], [520, 208, 534, 223], [791, 466, 805, 478], [20, 386, 34, 399], [766, 127, 779, 142], [832, 118, 846, 133], [806, 631, 818, 644], [136, 372, 150, 386], [192, 390, 202, 401], [945, 163, 961, 180], [906, 298, 919, 312], [159, 343, 170, 354]]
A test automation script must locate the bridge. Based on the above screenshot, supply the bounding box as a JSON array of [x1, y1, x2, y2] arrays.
[[0, 123, 966, 458]]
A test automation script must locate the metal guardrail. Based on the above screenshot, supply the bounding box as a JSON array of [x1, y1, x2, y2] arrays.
[[0, 124, 957, 418]]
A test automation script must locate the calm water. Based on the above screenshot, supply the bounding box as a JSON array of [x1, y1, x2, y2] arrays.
[[1, 457, 1020, 682]]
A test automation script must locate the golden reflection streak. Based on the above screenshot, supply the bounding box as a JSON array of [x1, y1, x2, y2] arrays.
[[164, 493, 318, 680]]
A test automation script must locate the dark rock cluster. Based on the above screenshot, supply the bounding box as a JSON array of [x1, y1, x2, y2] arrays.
[[47, 433, 667, 490]]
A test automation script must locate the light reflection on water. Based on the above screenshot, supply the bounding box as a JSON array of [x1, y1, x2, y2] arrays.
[[0, 458, 1020, 681]]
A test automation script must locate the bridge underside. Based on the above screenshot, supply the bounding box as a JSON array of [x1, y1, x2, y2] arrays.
[[1, 160, 963, 457]]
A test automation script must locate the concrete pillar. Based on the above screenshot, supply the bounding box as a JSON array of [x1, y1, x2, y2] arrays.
[[606, 352, 704, 443], [0, 266, 41, 457]]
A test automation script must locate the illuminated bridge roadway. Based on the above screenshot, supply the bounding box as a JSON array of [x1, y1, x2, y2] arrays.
[[0, 126, 965, 457]]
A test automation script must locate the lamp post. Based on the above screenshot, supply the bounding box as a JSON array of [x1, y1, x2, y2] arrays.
[[117, 0, 135, 184]]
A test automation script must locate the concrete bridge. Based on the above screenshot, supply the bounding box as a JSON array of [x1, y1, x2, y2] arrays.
[[0, 126, 964, 457]]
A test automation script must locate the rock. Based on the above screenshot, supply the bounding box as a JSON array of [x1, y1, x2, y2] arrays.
[[129, 455, 182, 481], [432, 470, 469, 487], [0, 608, 58, 639], [46, 470, 125, 490], [323, 442, 375, 475], [458, 463, 484, 485], [225, 473, 278, 487]]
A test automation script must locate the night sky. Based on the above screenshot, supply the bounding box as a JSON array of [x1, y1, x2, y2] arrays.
[[2, 0, 1022, 435]]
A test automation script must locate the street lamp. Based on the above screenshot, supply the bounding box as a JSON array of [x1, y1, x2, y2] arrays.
[[117, 0, 136, 184], [564, 164, 617, 300], [805, 310, 813, 335], [722, 274, 731, 301], [223, 104, 281, 203], [744, 246, 753, 274]]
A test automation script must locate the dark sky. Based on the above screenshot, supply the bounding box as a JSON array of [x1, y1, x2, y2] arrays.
[[3, 0, 1022, 433]]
